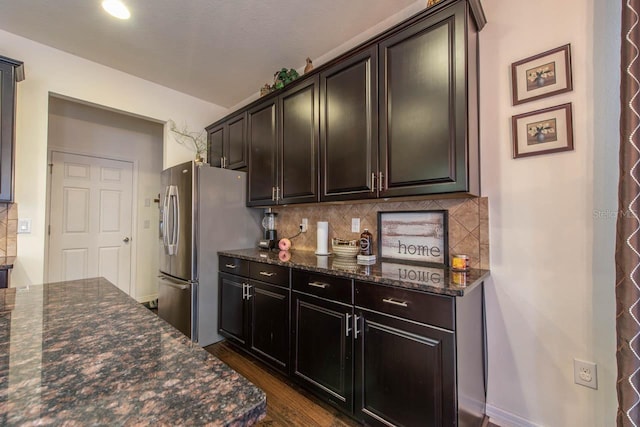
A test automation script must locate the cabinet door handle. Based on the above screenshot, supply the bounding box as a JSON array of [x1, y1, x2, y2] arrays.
[[308, 281, 328, 289], [378, 172, 385, 191], [276, 186, 281, 201], [345, 313, 352, 337], [272, 187, 276, 201], [246, 284, 253, 299], [259, 271, 275, 277], [354, 315, 361, 339], [371, 172, 376, 192], [225, 263, 237, 269], [382, 297, 408, 307], [242, 283, 247, 300]]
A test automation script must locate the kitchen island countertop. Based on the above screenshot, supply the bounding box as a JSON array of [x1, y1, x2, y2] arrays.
[[219, 248, 489, 296], [0, 277, 266, 426]]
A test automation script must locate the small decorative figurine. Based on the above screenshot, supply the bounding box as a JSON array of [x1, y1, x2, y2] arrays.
[[304, 57, 314, 74]]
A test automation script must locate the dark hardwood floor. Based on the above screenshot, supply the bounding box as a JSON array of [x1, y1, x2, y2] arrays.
[[205, 341, 360, 427], [205, 340, 498, 427]]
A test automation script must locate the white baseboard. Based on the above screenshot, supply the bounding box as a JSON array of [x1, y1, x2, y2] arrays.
[[486, 404, 542, 427]]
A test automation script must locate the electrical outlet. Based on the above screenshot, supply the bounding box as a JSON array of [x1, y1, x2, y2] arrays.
[[574, 359, 597, 389], [300, 218, 308, 232], [352, 218, 360, 232]]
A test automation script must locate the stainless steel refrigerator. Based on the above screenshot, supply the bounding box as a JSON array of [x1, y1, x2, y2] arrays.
[[158, 161, 260, 346]]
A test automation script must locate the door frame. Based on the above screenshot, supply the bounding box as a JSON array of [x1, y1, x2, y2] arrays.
[[44, 147, 139, 296]]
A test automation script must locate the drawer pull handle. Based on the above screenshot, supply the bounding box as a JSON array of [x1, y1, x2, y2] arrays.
[[225, 263, 237, 269], [259, 271, 275, 277], [308, 281, 328, 289], [382, 298, 408, 307]]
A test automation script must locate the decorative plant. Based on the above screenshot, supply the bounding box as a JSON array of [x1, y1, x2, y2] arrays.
[[273, 68, 299, 90], [260, 67, 300, 96], [168, 119, 207, 159]]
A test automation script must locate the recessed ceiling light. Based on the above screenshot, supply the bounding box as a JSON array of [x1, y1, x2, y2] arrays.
[[102, 0, 131, 20]]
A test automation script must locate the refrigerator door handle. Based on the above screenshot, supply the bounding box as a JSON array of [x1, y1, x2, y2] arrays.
[[173, 185, 180, 250], [162, 186, 170, 250], [167, 185, 179, 255], [160, 280, 189, 291]]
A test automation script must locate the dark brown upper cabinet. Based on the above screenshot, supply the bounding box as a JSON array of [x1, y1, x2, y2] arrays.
[[278, 76, 319, 205], [247, 98, 278, 206], [205, 111, 247, 170], [247, 76, 319, 206], [320, 46, 378, 202], [0, 56, 24, 203], [378, 1, 479, 198], [209, 0, 485, 205]]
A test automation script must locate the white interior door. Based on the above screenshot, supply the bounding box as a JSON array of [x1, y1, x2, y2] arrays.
[[48, 151, 134, 294]]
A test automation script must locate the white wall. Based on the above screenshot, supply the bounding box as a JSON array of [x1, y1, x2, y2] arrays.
[[0, 29, 228, 286], [480, 0, 618, 426]]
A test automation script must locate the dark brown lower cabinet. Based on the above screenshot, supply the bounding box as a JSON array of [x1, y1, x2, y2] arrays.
[[291, 291, 353, 412], [219, 271, 289, 373], [0, 269, 8, 289], [219, 257, 486, 426], [250, 280, 289, 371], [354, 309, 456, 427], [219, 272, 247, 345]]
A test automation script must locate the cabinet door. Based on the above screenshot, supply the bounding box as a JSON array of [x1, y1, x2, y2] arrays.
[[291, 291, 353, 412], [226, 112, 247, 170], [218, 273, 248, 345], [354, 309, 456, 427], [207, 124, 224, 168], [249, 280, 289, 373], [0, 269, 8, 289], [0, 60, 18, 202], [247, 98, 278, 206], [379, 3, 469, 197], [278, 77, 319, 205], [320, 47, 378, 202]]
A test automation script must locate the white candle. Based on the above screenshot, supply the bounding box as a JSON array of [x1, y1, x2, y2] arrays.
[[316, 221, 329, 255]]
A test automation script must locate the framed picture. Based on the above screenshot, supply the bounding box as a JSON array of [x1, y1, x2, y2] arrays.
[[511, 44, 572, 105], [512, 103, 573, 159], [377, 210, 448, 266]]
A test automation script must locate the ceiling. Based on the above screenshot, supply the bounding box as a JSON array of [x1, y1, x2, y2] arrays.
[[0, 0, 420, 108]]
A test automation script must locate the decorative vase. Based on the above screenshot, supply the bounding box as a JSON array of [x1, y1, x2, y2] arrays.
[[536, 132, 545, 143], [535, 76, 545, 87]]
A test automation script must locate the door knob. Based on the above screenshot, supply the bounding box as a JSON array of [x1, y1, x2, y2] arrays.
[[123, 237, 130, 243]]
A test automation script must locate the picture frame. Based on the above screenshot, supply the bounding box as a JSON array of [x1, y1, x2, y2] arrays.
[[377, 210, 448, 266], [511, 44, 572, 105], [511, 103, 573, 159]]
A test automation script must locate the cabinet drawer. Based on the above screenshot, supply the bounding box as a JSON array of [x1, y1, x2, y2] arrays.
[[354, 281, 454, 330], [250, 262, 289, 287], [219, 255, 249, 277], [291, 269, 352, 304]]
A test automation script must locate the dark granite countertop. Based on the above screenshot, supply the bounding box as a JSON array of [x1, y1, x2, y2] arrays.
[[219, 248, 489, 297], [0, 277, 266, 426]]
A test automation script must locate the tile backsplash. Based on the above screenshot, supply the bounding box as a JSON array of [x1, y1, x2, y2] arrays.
[[273, 197, 489, 269], [0, 203, 17, 257]]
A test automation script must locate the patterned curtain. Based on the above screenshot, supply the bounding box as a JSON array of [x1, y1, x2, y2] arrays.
[[617, 1, 640, 425]]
